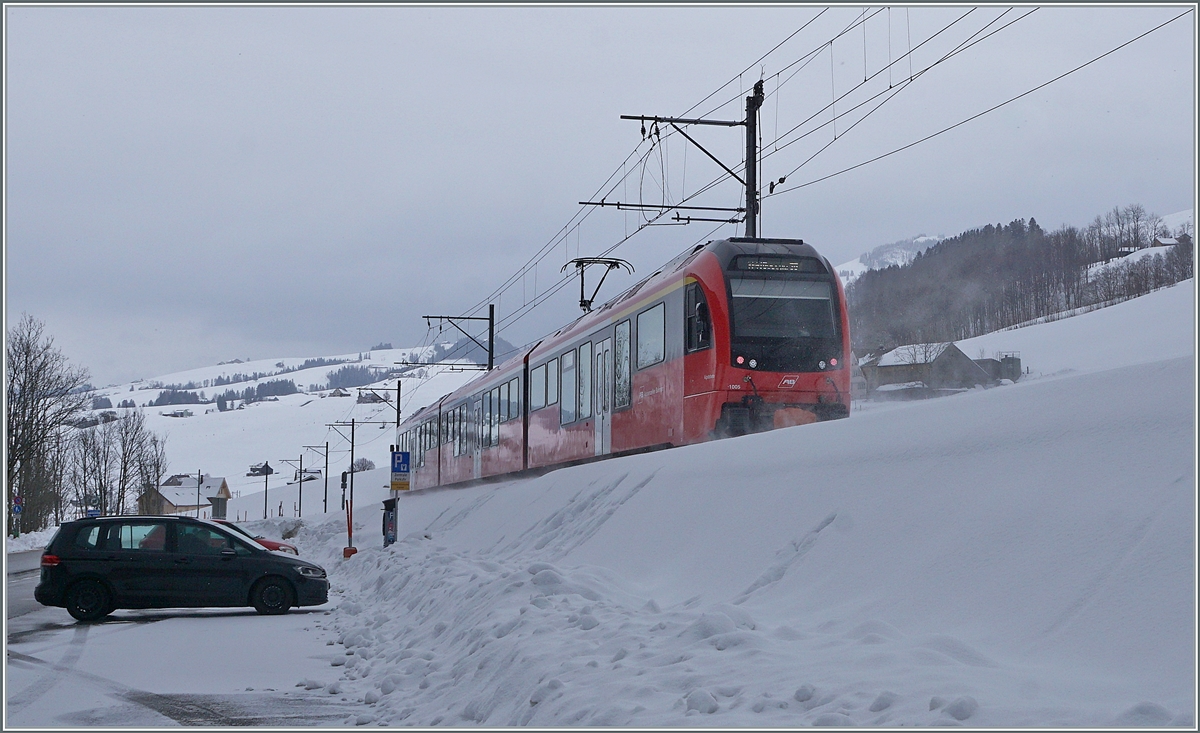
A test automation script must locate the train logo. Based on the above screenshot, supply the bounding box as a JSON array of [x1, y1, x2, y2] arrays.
[[778, 374, 800, 389]]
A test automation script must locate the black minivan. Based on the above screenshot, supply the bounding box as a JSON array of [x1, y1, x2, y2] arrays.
[[35, 515, 329, 621]]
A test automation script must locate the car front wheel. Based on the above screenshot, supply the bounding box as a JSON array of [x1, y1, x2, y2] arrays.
[[66, 579, 112, 622], [251, 576, 294, 615]]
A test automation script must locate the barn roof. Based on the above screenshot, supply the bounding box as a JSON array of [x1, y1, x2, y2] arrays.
[[877, 343, 953, 367]]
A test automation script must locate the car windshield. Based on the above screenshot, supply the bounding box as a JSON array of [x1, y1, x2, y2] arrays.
[[200, 519, 270, 552]]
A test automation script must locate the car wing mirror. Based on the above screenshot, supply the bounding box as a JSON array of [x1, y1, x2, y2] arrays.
[[220, 547, 237, 557]]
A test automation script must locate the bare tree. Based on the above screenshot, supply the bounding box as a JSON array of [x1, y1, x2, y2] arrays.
[[135, 431, 169, 514], [6, 314, 91, 533], [893, 343, 946, 365], [113, 409, 150, 515]]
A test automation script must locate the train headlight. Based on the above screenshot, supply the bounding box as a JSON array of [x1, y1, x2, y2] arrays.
[[819, 360, 826, 369], [736, 355, 745, 365], [830, 358, 838, 367], [748, 359, 758, 369]]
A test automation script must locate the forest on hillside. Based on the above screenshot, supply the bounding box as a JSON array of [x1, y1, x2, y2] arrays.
[[846, 204, 1193, 354]]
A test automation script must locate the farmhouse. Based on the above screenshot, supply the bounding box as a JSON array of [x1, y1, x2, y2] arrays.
[[861, 342, 992, 393], [138, 473, 231, 519]]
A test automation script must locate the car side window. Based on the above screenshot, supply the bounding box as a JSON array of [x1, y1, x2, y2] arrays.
[[104, 523, 168, 552], [73, 525, 101, 550], [177, 525, 233, 555]]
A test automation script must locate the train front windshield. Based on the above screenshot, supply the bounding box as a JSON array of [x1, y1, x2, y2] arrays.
[[728, 276, 842, 372]]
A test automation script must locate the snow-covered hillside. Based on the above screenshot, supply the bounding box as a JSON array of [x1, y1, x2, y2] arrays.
[[210, 279, 1192, 727], [80, 347, 479, 504], [835, 234, 943, 286], [835, 207, 1192, 288]]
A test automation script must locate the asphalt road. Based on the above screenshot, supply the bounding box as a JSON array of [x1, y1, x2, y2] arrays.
[[6, 548, 358, 725], [8, 549, 43, 574], [7, 550, 44, 619]]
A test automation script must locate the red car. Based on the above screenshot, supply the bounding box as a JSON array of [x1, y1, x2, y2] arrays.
[[212, 519, 299, 555]]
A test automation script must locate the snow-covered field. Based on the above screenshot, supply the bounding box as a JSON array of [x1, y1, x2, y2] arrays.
[[247, 279, 1193, 726], [7, 280, 1194, 727]]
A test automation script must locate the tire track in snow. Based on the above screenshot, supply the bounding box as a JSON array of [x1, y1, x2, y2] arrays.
[[733, 512, 838, 605], [499, 470, 659, 560], [6, 623, 90, 716], [7, 647, 358, 725], [1038, 472, 1191, 639]]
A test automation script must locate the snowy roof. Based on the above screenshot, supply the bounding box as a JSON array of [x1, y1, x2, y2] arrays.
[[876, 380, 927, 391], [876, 343, 953, 367], [154, 474, 229, 507]]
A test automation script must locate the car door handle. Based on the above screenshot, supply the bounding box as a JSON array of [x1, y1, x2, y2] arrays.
[[174, 557, 192, 564]]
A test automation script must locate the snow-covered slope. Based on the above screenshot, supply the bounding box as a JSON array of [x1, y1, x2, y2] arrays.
[[80, 347, 477, 502], [212, 280, 1192, 727], [1160, 208, 1194, 237], [835, 234, 943, 286]]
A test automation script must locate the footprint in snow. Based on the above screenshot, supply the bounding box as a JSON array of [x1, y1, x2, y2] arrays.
[[1114, 702, 1173, 726], [685, 689, 719, 714]]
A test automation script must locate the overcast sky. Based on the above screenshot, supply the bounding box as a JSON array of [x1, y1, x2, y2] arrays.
[[5, 4, 1195, 385]]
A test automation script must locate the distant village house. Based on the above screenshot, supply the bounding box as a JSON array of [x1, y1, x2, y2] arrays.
[[860, 342, 1019, 399], [138, 473, 231, 519]]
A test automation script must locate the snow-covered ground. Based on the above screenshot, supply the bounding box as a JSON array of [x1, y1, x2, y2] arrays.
[[7, 280, 1194, 727]]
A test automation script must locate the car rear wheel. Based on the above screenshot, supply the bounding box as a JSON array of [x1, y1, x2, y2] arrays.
[[66, 579, 112, 622], [251, 576, 294, 615]]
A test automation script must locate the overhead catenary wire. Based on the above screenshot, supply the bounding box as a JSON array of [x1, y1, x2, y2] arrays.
[[764, 7, 1193, 199], [761, 7, 1032, 181], [404, 5, 1174, 378], [448, 9, 847, 327]]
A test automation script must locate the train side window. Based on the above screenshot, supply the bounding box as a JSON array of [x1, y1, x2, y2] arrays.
[[459, 405, 467, 454], [492, 389, 500, 443], [546, 358, 559, 405], [530, 364, 546, 410], [461, 405, 468, 454], [508, 378, 520, 420], [636, 302, 666, 369], [685, 283, 712, 352], [560, 350, 576, 424], [490, 386, 501, 444], [482, 392, 492, 447], [615, 320, 631, 409], [577, 342, 592, 420], [472, 398, 482, 451], [499, 381, 510, 423]]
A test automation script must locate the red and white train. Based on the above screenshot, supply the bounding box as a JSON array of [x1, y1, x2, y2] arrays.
[[397, 236, 851, 490]]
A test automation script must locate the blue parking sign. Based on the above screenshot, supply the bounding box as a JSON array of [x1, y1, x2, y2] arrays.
[[391, 451, 410, 491]]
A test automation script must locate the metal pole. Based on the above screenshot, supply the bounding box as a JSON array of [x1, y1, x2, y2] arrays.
[[349, 419, 356, 549], [298, 454, 303, 518], [263, 469, 268, 520], [744, 80, 764, 238], [488, 304, 495, 370], [324, 442, 329, 513], [196, 469, 202, 518]]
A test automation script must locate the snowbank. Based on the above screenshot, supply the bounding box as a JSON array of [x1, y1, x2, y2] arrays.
[[275, 352, 1193, 726]]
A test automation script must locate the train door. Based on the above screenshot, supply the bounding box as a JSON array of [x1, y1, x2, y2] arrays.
[[594, 337, 613, 455], [472, 398, 482, 479]]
